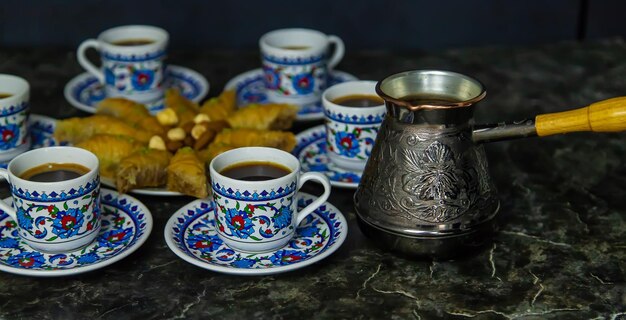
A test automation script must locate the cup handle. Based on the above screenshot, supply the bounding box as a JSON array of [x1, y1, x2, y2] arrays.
[[0, 169, 17, 222], [77, 39, 105, 83], [327, 35, 345, 70], [294, 172, 332, 226]]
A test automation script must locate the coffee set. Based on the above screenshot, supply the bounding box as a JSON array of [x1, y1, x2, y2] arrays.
[[1, 25, 626, 277], [68, 25, 209, 114]]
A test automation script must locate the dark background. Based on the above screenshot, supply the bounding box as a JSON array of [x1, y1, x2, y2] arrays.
[[1, 0, 626, 51]]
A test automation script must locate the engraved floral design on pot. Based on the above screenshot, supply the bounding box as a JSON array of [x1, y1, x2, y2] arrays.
[[402, 141, 461, 200], [399, 141, 474, 222]]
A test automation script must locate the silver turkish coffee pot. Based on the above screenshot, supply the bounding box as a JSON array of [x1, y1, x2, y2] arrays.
[[354, 70, 626, 259]]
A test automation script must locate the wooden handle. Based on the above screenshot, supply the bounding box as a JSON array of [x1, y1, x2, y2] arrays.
[[535, 97, 626, 136]]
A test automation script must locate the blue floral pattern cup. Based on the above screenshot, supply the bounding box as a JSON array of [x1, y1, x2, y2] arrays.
[[77, 25, 169, 104], [0, 147, 101, 253], [0, 74, 30, 163], [322, 81, 386, 171], [260, 28, 344, 106], [209, 147, 331, 253]]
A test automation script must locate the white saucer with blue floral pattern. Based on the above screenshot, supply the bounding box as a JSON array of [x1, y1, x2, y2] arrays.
[[224, 68, 357, 121], [293, 125, 362, 189], [164, 192, 347, 275], [0, 189, 153, 277], [64, 65, 209, 114]]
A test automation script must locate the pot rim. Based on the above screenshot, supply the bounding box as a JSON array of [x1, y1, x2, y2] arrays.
[[375, 69, 487, 111]]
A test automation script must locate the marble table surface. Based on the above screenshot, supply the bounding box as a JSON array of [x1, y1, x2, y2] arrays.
[[0, 39, 624, 319]]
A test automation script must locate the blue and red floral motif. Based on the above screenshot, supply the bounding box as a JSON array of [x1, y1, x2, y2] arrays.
[[7, 251, 46, 269], [0, 190, 150, 273], [131, 69, 155, 91], [327, 125, 377, 161], [171, 194, 345, 272], [102, 60, 162, 95], [98, 227, 132, 248], [223, 207, 255, 239], [262, 66, 281, 90], [291, 73, 315, 95], [215, 195, 295, 241], [51, 207, 85, 239], [292, 126, 363, 187], [13, 189, 99, 244], [0, 123, 20, 150], [333, 131, 361, 158], [186, 233, 222, 253], [261, 57, 325, 99], [262, 66, 317, 96], [269, 249, 307, 265]]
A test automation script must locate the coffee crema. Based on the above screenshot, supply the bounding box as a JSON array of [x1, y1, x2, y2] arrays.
[[280, 45, 311, 51], [111, 38, 155, 46], [0, 93, 12, 99], [20, 163, 90, 182], [332, 94, 384, 107], [220, 161, 291, 181]]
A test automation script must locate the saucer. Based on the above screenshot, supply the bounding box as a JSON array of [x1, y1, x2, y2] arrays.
[[26, 114, 183, 196], [224, 68, 357, 121], [64, 65, 209, 114], [100, 177, 183, 197], [29, 114, 64, 148], [292, 125, 361, 189], [0, 189, 153, 277], [164, 192, 347, 275], [0, 114, 65, 169]]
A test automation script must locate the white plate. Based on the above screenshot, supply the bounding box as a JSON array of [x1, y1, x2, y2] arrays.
[[64, 65, 209, 114], [28, 114, 184, 196], [100, 177, 183, 197], [292, 125, 361, 189], [164, 192, 348, 275], [224, 68, 357, 121], [0, 189, 152, 277]]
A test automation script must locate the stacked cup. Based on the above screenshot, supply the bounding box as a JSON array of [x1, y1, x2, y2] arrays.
[[209, 147, 331, 253], [322, 81, 386, 171], [260, 28, 345, 107], [0, 74, 31, 164], [0, 147, 102, 253], [77, 25, 169, 104]]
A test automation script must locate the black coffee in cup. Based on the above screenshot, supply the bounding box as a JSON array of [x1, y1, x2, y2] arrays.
[[20, 163, 90, 182], [110, 38, 155, 46], [220, 161, 291, 181], [332, 94, 384, 107]]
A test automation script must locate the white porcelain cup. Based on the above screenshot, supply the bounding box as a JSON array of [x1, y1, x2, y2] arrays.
[[0, 74, 31, 163], [209, 147, 331, 253], [77, 25, 169, 104], [0, 147, 101, 253], [260, 28, 345, 106], [322, 80, 386, 171]]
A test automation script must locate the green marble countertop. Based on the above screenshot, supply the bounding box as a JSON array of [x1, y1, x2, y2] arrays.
[[0, 40, 624, 319]]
